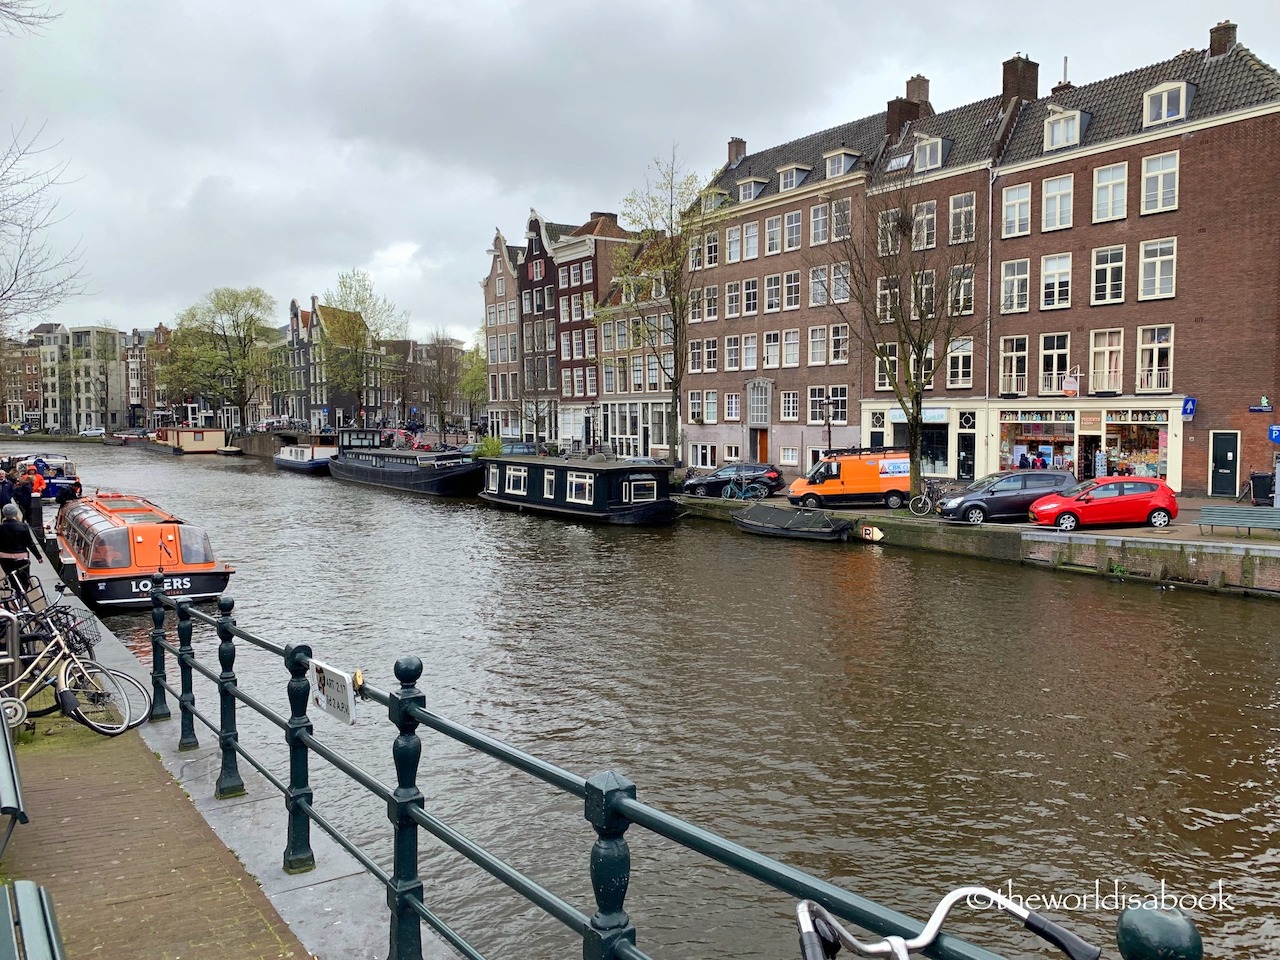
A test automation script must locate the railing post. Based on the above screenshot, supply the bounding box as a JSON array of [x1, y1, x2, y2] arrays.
[[282, 642, 315, 874], [386, 656, 425, 960], [214, 596, 245, 799], [175, 599, 198, 751], [582, 771, 637, 960], [148, 591, 171, 721]]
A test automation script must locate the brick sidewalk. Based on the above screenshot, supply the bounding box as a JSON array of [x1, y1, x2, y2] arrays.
[[1, 718, 310, 960]]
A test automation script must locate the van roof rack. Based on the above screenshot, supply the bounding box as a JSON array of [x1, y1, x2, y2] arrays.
[[822, 445, 911, 457]]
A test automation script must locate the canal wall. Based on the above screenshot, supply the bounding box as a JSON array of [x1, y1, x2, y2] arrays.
[[676, 497, 1280, 598]]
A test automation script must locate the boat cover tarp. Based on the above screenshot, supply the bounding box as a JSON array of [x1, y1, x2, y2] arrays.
[[734, 503, 848, 532]]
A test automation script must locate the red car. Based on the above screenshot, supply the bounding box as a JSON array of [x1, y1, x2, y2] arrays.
[[1028, 477, 1178, 531]]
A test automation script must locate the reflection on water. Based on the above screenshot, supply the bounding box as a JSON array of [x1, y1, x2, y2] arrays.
[[42, 442, 1280, 957]]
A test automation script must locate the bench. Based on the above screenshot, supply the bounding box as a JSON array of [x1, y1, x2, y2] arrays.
[[0, 881, 66, 959], [0, 719, 26, 859], [1198, 504, 1280, 535]]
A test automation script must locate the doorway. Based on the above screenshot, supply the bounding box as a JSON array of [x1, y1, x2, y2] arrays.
[[1078, 435, 1102, 480], [750, 428, 768, 463], [1209, 431, 1240, 497], [957, 433, 975, 481]]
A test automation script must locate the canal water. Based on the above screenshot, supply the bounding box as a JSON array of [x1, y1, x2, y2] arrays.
[[44, 443, 1279, 958]]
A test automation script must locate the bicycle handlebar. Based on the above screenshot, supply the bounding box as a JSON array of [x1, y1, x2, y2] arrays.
[[797, 887, 1101, 960]]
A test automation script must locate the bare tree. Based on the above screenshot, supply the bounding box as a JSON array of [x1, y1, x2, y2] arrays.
[[419, 330, 464, 444], [0, 1, 56, 36], [603, 147, 729, 459], [812, 175, 989, 495]]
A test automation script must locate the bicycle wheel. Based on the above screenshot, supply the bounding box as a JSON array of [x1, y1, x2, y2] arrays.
[[720, 485, 738, 500], [908, 495, 932, 516], [61, 660, 132, 736], [743, 483, 768, 500], [105, 668, 153, 730], [23, 677, 60, 717]]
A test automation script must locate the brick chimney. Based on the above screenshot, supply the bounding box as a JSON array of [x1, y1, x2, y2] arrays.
[[589, 212, 618, 227], [886, 97, 923, 139], [1002, 54, 1039, 104], [728, 137, 747, 167], [1209, 20, 1237, 56], [905, 74, 930, 104]]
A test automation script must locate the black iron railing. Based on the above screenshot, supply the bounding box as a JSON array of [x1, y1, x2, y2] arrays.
[[148, 590, 1160, 960]]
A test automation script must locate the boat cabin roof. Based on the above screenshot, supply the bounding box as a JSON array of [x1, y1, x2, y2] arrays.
[[63, 493, 184, 529], [481, 456, 676, 473]]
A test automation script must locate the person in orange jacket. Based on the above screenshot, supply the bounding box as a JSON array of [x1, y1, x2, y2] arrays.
[[27, 467, 45, 496]]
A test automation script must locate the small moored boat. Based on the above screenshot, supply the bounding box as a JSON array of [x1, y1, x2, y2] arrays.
[[53, 492, 234, 609], [731, 502, 852, 542], [328, 428, 482, 496], [479, 456, 677, 525], [273, 438, 338, 476], [146, 426, 225, 455]]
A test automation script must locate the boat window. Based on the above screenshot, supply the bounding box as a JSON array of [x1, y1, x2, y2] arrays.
[[486, 464, 499, 493], [179, 527, 215, 564], [88, 528, 131, 569], [193, 432, 204, 441], [543, 470, 555, 499], [628, 479, 658, 503], [505, 466, 528, 495], [566, 471, 594, 505]]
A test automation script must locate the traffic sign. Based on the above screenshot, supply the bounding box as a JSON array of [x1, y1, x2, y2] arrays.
[[1269, 425, 1280, 445], [1181, 397, 1197, 418]]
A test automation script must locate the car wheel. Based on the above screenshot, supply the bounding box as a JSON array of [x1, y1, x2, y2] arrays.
[[1056, 512, 1079, 532], [963, 506, 987, 525], [800, 494, 821, 508], [885, 491, 905, 509], [693, 484, 708, 498], [1149, 508, 1172, 528]]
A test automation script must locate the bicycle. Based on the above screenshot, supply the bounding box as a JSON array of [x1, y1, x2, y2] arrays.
[[0, 577, 150, 734], [721, 477, 769, 501], [797, 885, 1103, 960], [907, 479, 949, 516]]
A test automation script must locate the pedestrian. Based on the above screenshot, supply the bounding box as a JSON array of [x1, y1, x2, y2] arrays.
[[27, 467, 45, 497], [1018, 453, 1031, 469], [0, 501, 44, 593], [0, 472, 12, 508], [55, 480, 82, 506], [12, 472, 32, 520]]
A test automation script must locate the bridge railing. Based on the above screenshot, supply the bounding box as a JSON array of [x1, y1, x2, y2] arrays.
[[146, 590, 1163, 960]]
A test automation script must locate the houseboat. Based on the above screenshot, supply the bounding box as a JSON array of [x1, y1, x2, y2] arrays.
[[147, 426, 226, 455], [328, 428, 483, 496], [479, 456, 678, 525], [52, 492, 235, 609], [273, 437, 338, 476]]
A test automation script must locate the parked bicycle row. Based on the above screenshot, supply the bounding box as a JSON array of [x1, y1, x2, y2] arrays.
[[683, 446, 1183, 532]]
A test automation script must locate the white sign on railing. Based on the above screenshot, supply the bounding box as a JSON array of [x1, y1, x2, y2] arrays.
[[309, 659, 358, 725]]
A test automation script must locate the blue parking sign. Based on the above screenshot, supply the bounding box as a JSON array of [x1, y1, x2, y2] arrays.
[[1181, 397, 1197, 417], [1269, 424, 1280, 444]]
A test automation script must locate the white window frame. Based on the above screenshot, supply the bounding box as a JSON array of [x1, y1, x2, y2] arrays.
[[810, 203, 829, 245], [999, 335, 1028, 395], [1040, 253, 1071, 310], [725, 225, 741, 263], [1000, 259, 1030, 313], [1141, 151, 1179, 214], [830, 324, 849, 364], [808, 326, 827, 365], [505, 465, 528, 496], [831, 198, 852, 240], [742, 333, 757, 370], [1143, 81, 1188, 127], [913, 269, 936, 320], [809, 266, 828, 307], [1091, 245, 1125, 305], [1093, 163, 1127, 222], [704, 231, 719, 267], [1043, 109, 1080, 150], [763, 331, 781, 369], [1139, 237, 1177, 300], [944, 338, 971, 389], [724, 335, 740, 371], [1040, 332, 1070, 394], [725, 281, 741, 318], [765, 215, 782, 255], [764, 274, 781, 313], [784, 211, 802, 251], [875, 344, 898, 391], [783, 329, 800, 367], [1041, 174, 1073, 231], [704, 285, 718, 320], [743, 221, 759, 260], [949, 192, 975, 243], [1136, 324, 1174, 393], [914, 137, 942, 172], [566, 471, 595, 504], [1089, 328, 1124, 394], [912, 200, 937, 250], [877, 210, 902, 256], [948, 265, 975, 316], [876, 276, 900, 322], [781, 392, 799, 422], [1002, 183, 1031, 237], [742, 278, 758, 316], [783, 271, 801, 310], [831, 262, 850, 304]]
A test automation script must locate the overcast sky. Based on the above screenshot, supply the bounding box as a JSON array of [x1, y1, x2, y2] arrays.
[[4, 1, 1278, 344]]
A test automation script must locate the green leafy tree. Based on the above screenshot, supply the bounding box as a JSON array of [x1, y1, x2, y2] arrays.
[[603, 146, 729, 459], [457, 331, 488, 433], [164, 287, 281, 432], [321, 269, 409, 399]]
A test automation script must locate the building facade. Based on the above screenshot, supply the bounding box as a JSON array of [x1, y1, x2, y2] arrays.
[[684, 20, 1279, 495]]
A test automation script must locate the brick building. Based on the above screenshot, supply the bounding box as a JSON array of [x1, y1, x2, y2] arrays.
[[481, 228, 522, 439], [687, 20, 1280, 494]]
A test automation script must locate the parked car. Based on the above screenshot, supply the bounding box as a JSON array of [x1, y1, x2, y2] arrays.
[[78, 426, 106, 437], [1028, 477, 1178, 531], [937, 469, 1077, 524], [500, 442, 538, 456], [684, 463, 785, 498], [623, 456, 665, 465]]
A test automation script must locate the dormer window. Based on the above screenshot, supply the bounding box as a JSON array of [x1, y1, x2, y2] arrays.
[[777, 164, 810, 191], [885, 153, 911, 173], [824, 151, 858, 178], [701, 190, 728, 213], [1144, 81, 1190, 127], [736, 177, 767, 202], [1043, 107, 1080, 150], [914, 137, 942, 172]]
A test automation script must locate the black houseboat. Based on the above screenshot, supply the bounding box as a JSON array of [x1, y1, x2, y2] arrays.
[[328, 428, 483, 496], [478, 456, 678, 525]]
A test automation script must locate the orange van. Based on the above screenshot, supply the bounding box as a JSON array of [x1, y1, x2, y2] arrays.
[[786, 446, 912, 509]]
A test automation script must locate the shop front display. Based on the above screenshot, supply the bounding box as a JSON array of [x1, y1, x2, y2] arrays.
[[998, 410, 1077, 474], [1104, 409, 1169, 478]]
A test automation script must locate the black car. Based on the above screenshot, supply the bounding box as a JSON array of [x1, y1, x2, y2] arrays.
[[936, 469, 1077, 524], [683, 463, 785, 497]]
